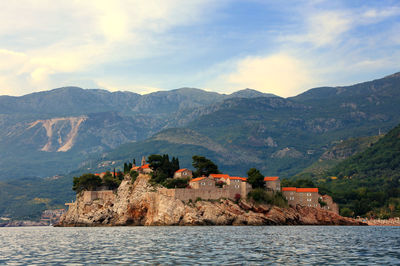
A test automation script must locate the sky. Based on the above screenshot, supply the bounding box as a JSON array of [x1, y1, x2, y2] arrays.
[[0, 0, 399, 97]]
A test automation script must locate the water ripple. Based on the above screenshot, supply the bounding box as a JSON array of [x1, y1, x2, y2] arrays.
[[0, 226, 399, 265]]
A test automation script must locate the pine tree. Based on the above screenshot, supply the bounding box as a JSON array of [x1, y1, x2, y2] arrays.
[[123, 163, 128, 174]]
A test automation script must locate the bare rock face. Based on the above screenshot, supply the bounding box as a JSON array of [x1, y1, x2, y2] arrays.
[[58, 174, 365, 227]]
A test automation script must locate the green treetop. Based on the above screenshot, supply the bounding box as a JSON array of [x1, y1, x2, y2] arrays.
[[247, 168, 265, 189], [192, 155, 220, 177]]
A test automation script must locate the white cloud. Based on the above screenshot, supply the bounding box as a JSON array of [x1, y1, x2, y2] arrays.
[[284, 10, 351, 47], [209, 53, 316, 97], [0, 0, 222, 95]]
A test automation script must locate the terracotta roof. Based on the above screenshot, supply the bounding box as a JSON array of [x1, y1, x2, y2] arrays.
[[175, 168, 188, 173], [264, 176, 279, 181], [296, 188, 318, 193], [282, 187, 319, 193], [229, 176, 247, 181], [209, 174, 230, 179], [190, 177, 205, 182], [282, 187, 297, 191], [141, 164, 150, 169]]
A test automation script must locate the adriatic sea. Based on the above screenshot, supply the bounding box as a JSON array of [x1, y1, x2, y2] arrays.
[[0, 226, 399, 264]]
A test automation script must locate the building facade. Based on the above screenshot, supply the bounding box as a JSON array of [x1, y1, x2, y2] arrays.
[[189, 176, 215, 189], [162, 175, 251, 202], [173, 168, 193, 179], [282, 187, 319, 208], [264, 176, 281, 192]]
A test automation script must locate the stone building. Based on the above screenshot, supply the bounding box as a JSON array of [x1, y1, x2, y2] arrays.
[[264, 176, 281, 192], [282, 187, 319, 208], [320, 194, 339, 214], [131, 156, 153, 174], [189, 176, 215, 189], [161, 174, 251, 202], [173, 168, 193, 179], [208, 173, 231, 182], [224, 177, 246, 188], [82, 190, 116, 203]]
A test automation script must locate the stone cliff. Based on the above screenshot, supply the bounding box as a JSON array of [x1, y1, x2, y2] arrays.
[[58, 174, 365, 226]]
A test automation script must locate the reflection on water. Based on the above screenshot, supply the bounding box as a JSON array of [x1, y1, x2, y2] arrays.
[[0, 226, 399, 264]]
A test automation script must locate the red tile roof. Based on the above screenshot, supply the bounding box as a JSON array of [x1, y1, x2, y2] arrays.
[[282, 187, 297, 191], [141, 164, 150, 169], [296, 188, 318, 193], [282, 187, 319, 193], [229, 176, 247, 181], [175, 168, 188, 173], [209, 174, 230, 179], [190, 177, 205, 182], [264, 176, 279, 181]]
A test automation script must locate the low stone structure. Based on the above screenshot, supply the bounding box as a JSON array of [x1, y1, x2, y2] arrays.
[[82, 190, 115, 203], [320, 194, 339, 214]]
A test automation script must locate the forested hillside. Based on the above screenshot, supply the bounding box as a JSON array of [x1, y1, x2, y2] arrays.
[[316, 123, 400, 218]]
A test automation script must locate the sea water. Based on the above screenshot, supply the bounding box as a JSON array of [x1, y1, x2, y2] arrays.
[[0, 226, 399, 264]]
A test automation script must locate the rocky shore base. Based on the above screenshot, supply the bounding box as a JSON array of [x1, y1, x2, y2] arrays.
[[58, 175, 366, 227]]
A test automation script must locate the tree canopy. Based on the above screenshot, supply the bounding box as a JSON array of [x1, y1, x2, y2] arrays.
[[247, 168, 265, 189], [148, 154, 180, 184], [73, 174, 102, 192], [192, 155, 220, 177]]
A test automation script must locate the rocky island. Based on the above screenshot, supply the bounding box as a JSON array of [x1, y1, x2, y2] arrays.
[[58, 173, 365, 226]]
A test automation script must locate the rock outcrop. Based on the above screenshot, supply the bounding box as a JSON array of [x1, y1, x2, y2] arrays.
[[58, 174, 365, 226]]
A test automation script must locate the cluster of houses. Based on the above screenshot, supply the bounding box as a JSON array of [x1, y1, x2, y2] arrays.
[[129, 157, 339, 214], [86, 156, 338, 214]]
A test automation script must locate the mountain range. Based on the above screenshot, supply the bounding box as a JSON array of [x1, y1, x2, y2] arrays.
[[1, 72, 400, 219], [0, 87, 275, 179], [89, 72, 400, 178], [1, 73, 400, 180]]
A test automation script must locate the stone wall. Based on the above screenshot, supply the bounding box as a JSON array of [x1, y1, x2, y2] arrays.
[[82, 190, 115, 203], [265, 180, 281, 192], [159, 182, 251, 202], [321, 195, 339, 214]]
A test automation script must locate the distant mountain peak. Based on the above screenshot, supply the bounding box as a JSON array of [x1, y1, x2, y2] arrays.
[[229, 88, 276, 98]]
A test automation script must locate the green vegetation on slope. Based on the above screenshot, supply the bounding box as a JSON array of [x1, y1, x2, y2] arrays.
[[299, 135, 382, 176], [0, 176, 74, 220], [314, 124, 400, 218]]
